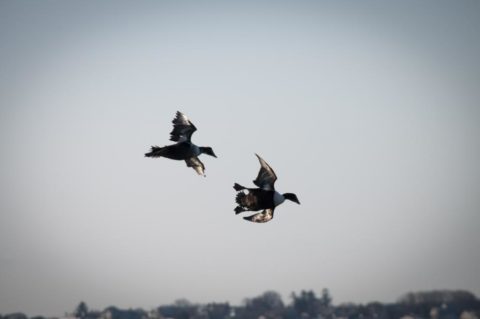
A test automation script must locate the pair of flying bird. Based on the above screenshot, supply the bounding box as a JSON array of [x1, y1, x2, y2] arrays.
[[145, 111, 300, 223]]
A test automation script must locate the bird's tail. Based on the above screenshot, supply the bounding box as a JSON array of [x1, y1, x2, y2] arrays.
[[145, 146, 164, 157], [235, 192, 247, 206]]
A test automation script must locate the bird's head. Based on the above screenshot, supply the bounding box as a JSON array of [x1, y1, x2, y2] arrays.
[[283, 193, 300, 204], [200, 146, 217, 158]]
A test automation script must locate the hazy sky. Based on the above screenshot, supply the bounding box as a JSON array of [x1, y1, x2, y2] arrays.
[[1, 0, 480, 317]]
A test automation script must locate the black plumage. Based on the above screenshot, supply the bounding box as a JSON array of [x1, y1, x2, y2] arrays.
[[145, 111, 217, 176], [233, 154, 300, 223]]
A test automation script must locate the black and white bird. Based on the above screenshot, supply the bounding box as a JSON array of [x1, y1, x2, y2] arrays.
[[233, 154, 300, 223], [145, 111, 217, 176]]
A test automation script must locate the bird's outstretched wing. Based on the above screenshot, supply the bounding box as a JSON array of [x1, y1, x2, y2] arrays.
[[253, 154, 277, 190], [170, 111, 197, 142], [185, 156, 205, 176], [243, 208, 274, 223]]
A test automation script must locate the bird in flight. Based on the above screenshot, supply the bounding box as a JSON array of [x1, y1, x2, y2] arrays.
[[233, 154, 300, 223], [145, 111, 217, 176]]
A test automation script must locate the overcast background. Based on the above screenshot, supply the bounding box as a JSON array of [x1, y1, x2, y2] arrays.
[[1, 0, 480, 317]]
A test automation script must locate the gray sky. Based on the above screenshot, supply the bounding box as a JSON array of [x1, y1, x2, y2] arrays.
[[1, 0, 480, 317]]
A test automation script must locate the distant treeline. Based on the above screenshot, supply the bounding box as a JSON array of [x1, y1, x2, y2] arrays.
[[2, 289, 480, 319]]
